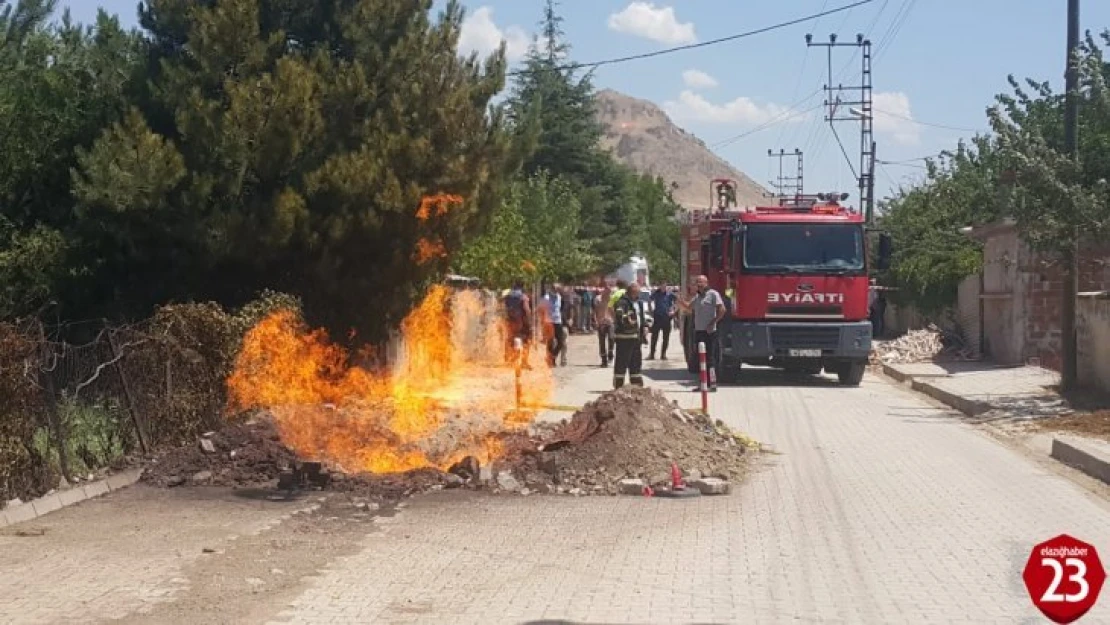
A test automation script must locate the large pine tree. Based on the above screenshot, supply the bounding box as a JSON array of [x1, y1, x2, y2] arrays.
[[70, 0, 512, 341]]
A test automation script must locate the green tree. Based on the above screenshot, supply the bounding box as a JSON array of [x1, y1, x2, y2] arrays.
[[456, 172, 595, 285], [503, 0, 682, 278], [880, 136, 1005, 312], [0, 1, 141, 319], [629, 173, 682, 284], [70, 0, 512, 342], [987, 31, 1110, 253]]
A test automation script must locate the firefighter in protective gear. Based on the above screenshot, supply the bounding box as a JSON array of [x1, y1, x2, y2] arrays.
[[612, 282, 648, 388]]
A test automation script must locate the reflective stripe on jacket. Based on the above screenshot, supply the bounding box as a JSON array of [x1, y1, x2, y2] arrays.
[[613, 294, 643, 339]]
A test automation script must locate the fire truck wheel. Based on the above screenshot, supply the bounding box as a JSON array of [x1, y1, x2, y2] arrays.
[[836, 362, 866, 386]]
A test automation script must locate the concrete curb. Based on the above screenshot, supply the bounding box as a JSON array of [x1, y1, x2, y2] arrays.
[[881, 363, 913, 383], [1050, 436, 1110, 485], [880, 362, 953, 384], [909, 378, 992, 417], [0, 468, 143, 529]]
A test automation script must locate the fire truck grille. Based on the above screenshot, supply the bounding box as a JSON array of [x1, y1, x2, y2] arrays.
[[769, 325, 841, 350], [767, 306, 844, 317]]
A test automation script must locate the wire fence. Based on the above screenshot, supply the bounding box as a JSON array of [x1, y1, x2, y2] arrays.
[[0, 302, 254, 504], [0, 286, 537, 504]]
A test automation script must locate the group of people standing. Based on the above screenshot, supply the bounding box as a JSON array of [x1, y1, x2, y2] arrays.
[[501, 276, 727, 392]]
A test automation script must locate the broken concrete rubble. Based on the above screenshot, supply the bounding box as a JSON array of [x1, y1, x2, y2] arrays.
[[496, 387, 754, 496], [140, 388, 755, 504], [872, 325, 977, 364]]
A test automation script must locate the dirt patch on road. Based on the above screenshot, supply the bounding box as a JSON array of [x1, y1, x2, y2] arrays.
[[498, 386, 756, 495], [1030, 410, 1110, 442], [101, 494, 383, 625]]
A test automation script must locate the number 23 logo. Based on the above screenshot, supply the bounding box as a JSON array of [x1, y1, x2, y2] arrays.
[[1042, 558, 1090, 603]]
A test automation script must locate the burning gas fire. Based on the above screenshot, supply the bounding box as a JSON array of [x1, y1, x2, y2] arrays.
[[226, 285, 554, 474]]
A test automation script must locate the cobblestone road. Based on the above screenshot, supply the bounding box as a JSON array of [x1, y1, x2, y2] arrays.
[[269, 337, 1110, 625], [5, 336, 1110, 624]]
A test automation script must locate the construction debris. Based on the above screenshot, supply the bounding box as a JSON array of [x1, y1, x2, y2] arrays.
[[143, 418, 298, 488], [495, 386, 755, 496], [142, 417, 455, 501], [141, 387, 757, 502], [689, 477, 731, 495], [871, 325, 977, 364]]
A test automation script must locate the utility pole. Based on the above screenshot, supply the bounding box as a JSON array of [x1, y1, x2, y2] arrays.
[[1061, 0, 1080, 388], [766, 148, 803, 199], [805, 33, 876, 223]]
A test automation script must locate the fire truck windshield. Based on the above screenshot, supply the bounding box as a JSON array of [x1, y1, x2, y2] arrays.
[[742, 223, 864, 274]]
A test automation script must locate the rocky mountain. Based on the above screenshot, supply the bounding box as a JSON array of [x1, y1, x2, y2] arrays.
[[594, 88, 769, 210]]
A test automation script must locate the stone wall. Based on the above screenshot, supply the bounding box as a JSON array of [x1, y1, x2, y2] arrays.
[[1021, 247, 1110, 371], [1077, 293, 1110, 390]]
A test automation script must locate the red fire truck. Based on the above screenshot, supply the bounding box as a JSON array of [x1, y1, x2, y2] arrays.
[[678, 179, 891, 386]]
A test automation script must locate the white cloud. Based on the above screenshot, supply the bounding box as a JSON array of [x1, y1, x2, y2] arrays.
[[458, 7, 530, 62], [871, 92, 920, 145], [663, 90, 803, 126], [682, 69, 718, 89], [608, 3, 696, 45]]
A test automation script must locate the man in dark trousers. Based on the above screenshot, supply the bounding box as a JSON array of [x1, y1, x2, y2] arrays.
[[612, 282, 648, 388], [503, 279, 532, 369], [679, 275, 726, 391], [646, 281, 675, 360]]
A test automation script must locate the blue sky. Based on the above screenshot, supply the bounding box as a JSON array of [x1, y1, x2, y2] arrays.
[[61, 1, 1110, 204]]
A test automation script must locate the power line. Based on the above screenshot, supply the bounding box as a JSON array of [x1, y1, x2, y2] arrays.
[[877, 160, 927, 169], [872, 108, 983, 132], [711, 98, 823, 150], [874, 0, 917, 60], [506, 0, 875, 77], [830, 124, 858, 178], [776, 0, 832, 148], [877, 155, 933, 164]]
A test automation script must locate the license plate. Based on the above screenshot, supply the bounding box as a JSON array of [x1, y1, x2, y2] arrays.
[[788, 349, 822, 357]]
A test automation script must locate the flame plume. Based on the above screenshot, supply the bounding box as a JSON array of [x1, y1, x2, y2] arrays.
[[226, 285, 554, 474]]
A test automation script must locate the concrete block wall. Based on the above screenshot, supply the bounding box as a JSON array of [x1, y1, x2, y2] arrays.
[[1077, 293, 1110, 390], [1023, 251, 1110, 371]]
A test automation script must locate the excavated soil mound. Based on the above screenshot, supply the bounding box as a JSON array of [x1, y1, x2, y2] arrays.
[[141, 388, 757, 499], [142, 417, 298, 488], [500, 386, 756, 495]]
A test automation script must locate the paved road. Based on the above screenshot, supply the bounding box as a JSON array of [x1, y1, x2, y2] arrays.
[[269, 336, 1110, 625], [4, 335, 1109, 624]]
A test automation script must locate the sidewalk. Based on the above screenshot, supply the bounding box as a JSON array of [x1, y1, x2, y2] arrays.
[[883, 360, 1110, 487], [882, 361, 1066, 419]]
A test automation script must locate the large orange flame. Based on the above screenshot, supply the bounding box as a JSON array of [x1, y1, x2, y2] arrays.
[[226, 285, 554, 474]]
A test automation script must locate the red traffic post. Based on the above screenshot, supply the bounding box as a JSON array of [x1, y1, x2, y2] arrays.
[[513, 337, 523, 412], [698, 341, 709, 414], [1022, 534, 1106, 624]]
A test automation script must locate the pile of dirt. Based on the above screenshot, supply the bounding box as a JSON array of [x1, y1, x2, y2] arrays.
[[142, 388, 757, 500], [142, 416, 461, 503], [495, 386, 756, 496], [1032, 409, 1110, 442], [142, 417, 299, 488]]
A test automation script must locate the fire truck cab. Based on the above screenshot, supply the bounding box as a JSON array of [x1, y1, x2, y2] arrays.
[[679, 180, 891, 386]]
